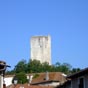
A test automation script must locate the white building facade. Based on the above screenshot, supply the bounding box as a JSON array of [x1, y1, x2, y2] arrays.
[[30, 35, 51, 65]]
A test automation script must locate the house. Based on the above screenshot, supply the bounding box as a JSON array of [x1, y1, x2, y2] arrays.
[[30, 72, 67, 87], [67, 68, 88, 88], [3, 72, 67, 87], [4, 75, 14, 87], [55, 80, 71, 88], [7, 84, 53, 88]]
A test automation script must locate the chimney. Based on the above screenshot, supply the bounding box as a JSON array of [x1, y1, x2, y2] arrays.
[[29, 75, 33, 83], [45, 72, 49, 80]]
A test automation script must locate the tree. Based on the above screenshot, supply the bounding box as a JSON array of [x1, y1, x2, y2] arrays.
[[41, 62, 51, 72], [12, 72, 28, 84], [7, 59, 80, 75], [71, 68, 81, 73], [55, 62, 61, 67], [14, 59, 27, 73], [59, 63, 72, 74], [27, 59, 42, 73], [54, 62, 72, 74]]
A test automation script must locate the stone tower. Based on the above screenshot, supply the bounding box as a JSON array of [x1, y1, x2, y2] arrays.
[[30, 35, 51, 65]]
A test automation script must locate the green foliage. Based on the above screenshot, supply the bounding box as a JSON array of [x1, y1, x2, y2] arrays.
[[41, 62, 51, 72], [12, 72, 28, 84], [33, 73, 39, 79], [8, 59, 81, 75], [60, 63, 72, 74], [71, 68, 81, 73], [27, 59, 42, 73], [6, 70, 15, 75], [14, 59, 27, 73]]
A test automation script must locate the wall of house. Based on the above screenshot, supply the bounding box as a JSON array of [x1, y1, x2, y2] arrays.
[[71, 74, 88, 88], [4, 77, 13, 87], [84, 75, 88, 88], [66, 83, 71, 88], [71, 78, 78, 88], [37, 82, 60, 87]]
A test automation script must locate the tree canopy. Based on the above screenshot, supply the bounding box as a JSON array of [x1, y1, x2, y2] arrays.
[[6, 59, 81, 84], [12, 72, 28, 84], [6, 59, 81, 75]]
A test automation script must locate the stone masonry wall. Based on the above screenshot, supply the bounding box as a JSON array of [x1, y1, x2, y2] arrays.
[[30, 35, 51, 65]]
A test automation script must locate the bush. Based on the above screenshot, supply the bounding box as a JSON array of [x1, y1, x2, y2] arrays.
[[33, 73, 39, 79], [12, 72, 28, 84]]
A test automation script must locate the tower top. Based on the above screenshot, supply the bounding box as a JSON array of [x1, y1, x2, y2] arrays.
[[31, 35, 51, 38]]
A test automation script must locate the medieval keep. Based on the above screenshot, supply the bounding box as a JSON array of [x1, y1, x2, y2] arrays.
[[30, 35, 51, 65]]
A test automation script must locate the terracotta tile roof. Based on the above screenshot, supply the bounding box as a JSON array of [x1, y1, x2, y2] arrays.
[[31, 72, 66, 84], [7, 84, 53, 88]]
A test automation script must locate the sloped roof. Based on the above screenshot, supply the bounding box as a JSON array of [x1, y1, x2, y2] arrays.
[[67, 68, 88, 78], [7, 84, 53, 88], [31, 72, 66, 84], [5, 72, 66, 87]]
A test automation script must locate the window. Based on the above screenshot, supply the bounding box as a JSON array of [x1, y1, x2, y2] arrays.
[[78, 77, 84, 88]]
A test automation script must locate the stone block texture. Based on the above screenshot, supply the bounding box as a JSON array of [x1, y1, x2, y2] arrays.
[[30, 35, 51, 65]]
